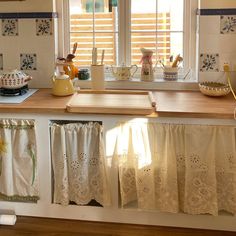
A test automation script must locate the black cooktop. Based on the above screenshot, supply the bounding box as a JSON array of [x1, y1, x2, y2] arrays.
[[0, 85, 29, 96]]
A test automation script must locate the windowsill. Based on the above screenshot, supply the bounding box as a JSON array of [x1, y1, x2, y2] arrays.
[[76, 76, 199, 91]]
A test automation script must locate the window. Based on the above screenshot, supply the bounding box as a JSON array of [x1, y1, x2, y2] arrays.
[[57, 0, 198, 86]]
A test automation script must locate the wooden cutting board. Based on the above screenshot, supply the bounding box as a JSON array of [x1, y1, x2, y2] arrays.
[[66, 90, 156, 115]]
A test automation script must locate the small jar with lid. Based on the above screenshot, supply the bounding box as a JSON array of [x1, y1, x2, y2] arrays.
[[78, 69, 90, 80]]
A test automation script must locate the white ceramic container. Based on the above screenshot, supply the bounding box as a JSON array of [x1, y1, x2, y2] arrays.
[[111, 64, 138, 81], [0, 69, 32, 89]]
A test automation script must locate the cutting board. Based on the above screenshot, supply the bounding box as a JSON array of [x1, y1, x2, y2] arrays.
[[66, 90, 156, 115]]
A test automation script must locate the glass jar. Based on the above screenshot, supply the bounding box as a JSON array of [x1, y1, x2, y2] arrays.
[[78, 69, 89, 80]]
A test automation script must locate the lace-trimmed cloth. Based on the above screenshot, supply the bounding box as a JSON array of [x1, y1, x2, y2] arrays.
[[51, 122, 111, 206], [0, 119, 39, 201], [114, 122, 236, 216]]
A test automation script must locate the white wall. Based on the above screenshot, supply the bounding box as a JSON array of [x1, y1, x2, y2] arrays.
[[201, 0, 236, 8], [198, 0, 236, 87], [0, 0, 53, 13], [1, 0, 236, 88], [0, 0, 56, 88]]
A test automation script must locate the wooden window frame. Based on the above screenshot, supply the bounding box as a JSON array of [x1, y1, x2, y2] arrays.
[[56, 0, 199, 89]]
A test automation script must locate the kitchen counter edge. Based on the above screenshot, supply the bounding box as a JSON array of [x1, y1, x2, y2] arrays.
[[0, 89, 234, 119]]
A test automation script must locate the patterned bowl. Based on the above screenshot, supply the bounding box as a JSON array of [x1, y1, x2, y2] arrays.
[[0, 69, 32, 89], [199, 82, 230, 97]]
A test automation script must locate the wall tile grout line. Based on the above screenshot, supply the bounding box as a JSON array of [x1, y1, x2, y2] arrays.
[[197, 8, 236, 16], [0, 12, 58, 19]]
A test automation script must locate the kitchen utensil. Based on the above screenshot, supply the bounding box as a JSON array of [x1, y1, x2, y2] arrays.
[[199, 82, 230, 97], [58, 42, 78, 80], [101, 49, 105, 65], [172, 54, 183, 67], [111, 63, 138, 81], [92, 47, 98, 65], [66, 90, 156, 115], [91, 64, 105, 90], [0, 69, 32, 89], [52, 63, 74, 96], [72, 42, 78, 55]]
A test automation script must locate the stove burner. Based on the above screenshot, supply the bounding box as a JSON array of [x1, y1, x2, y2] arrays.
[[0, 85, 29, 96]]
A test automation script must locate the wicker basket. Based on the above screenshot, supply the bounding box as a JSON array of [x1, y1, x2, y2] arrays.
[[199, 82, 230, 97]]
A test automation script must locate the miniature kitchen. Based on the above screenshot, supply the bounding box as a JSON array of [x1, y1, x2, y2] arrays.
[[0, 0, 236, 234]]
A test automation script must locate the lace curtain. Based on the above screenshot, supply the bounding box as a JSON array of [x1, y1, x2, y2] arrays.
[[114, 122, 236, 216], [0, 119, 39, 202], [51, 122, 111, 206]]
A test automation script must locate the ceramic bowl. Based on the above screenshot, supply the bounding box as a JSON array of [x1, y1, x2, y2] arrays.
[[199, 81, 230, 97], [0, 69, 32, 89]]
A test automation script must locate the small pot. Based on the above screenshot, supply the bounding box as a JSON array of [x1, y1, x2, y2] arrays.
[[0, 69, 32, 89]]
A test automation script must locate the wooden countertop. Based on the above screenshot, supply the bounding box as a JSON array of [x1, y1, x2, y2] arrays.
[[0, 89, 69, 114], [0, 88, 235, 119], [153, 91, 236, 119]]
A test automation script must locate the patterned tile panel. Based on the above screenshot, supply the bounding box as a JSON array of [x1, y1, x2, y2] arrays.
[[20, 54, 37, 70], [199, 53, 219, 72], [2, 19, 18, 36], [36, 19, 53, 36], [220, 15, 236, 34]]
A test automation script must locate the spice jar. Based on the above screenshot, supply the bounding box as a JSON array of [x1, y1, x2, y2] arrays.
[[78, 69, 90, 80]]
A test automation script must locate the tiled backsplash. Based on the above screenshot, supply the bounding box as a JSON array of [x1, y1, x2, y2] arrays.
[[198, 8, 236, 85], [1, 8, 236, 88], [0, 12, 57, 88]]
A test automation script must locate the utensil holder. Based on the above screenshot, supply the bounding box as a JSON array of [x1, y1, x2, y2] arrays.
[[163, 66, 178, 81], [91, 64, 105, 90]]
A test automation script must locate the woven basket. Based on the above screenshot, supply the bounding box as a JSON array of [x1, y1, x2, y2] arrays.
[[199, 82, 230, 97]]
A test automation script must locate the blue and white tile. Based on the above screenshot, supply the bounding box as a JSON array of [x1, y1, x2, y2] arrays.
[[20, 53, 37, 70], [199, 16, 220, 35], [199, 53, 219, 72], [0, 54, 3, 70], [220, 15, 236, 34], [2, 19, 18, 36], [36, 18, 53, 36]]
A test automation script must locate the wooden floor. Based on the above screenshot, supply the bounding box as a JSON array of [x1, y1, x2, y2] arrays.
[[0, 217, 235, 236]]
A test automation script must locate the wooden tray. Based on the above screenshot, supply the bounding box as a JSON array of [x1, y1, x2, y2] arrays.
[[66, 90, 156, 115]]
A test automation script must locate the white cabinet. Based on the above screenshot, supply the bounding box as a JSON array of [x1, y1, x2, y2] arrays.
[[0, 113, 235, 232]]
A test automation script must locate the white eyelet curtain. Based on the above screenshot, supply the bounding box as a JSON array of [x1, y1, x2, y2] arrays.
[[114, 122, 236, 216], [0, 119, 39, 202], [51, 122, 111, 206]]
